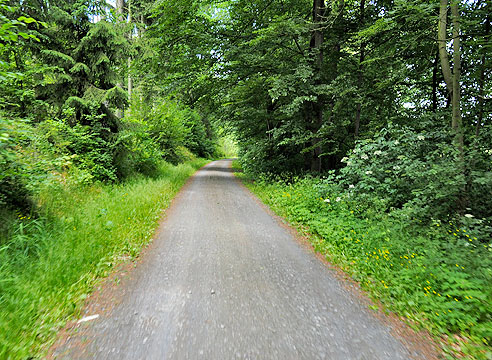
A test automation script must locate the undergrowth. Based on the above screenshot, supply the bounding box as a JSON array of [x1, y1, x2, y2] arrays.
[[0, 159, 208, 358], [237, 166, 492, 360]]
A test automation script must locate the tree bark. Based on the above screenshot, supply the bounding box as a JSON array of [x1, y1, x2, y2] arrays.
[[309, 0, 325, 172], [451, 1, 463, 152], [116, 0, 125, 19], [354, 0, 366, 138], [438, 0, 453, 96], [128, 0, 133, 98], [116, 0, 125, 118], [438, 0, 466, 211], [432, 49, 439, 112], [476, 13, 490, 136], [438, 0, 463, 151]]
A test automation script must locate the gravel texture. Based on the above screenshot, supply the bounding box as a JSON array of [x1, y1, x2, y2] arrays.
[[54, 159, 421, 360]]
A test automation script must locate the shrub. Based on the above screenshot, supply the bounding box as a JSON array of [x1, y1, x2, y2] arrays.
[[0, 116, 48, 210], [245, 174, 492, 359], [183, 110, 216, 158], [120, 97, 215, 172], [337, 124, 492, 222], [238, 138, 305, 176], [36, 115, 118, 182]]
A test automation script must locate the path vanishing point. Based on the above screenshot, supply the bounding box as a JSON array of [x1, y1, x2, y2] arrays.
[[53, 159, 428, 360]]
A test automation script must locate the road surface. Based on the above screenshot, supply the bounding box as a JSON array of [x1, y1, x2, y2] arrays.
[[54, 159, 424, 359]]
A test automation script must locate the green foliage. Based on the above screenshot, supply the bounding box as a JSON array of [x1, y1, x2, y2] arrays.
[[147, 101, 189, 163], [37, 114, 119, 182], [238, 138, 305, 176], [119, 96, 216, 175], [0, 117, 30, 209], [216, 133, 239, 158], [0, 158, 208, 358], [336, 123, 492, 223], [338, 124, 465, 219], [1, 0, 491, 357], [114, 122, 162, 178], [245, 174, 492, 359], [0, 108, 121, 210], [0, 0, 217, 210], [183, 110, 216, 158]]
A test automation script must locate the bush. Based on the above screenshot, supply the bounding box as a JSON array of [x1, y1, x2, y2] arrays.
[[114, 121, 162, 178], [1, 108, 123, 211], [238, 138, 305, 176], [245, 174, 492, 359], [0, 116, 51, 210], [120, 97, 215, 172], [183, 110, 216, 158], [337, 124, 492, 222], [0, 159, 208, 358], [36, 115, 118, 182]]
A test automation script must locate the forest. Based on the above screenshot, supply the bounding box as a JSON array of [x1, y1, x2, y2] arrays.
[[0, 0, 491, 358]]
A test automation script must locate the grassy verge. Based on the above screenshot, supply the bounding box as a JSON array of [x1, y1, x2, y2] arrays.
[[0, 159, 208, 358], [235, 162, 491, 360]]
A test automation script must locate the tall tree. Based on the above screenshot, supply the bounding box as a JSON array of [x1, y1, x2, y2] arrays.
[[308, 0, 326, 171], [475, 11, 490, 136], [354, 0, 365, 138], [438, 0, 463, 151], [127, 0, 133, 98], [115, 0, 125, 118]]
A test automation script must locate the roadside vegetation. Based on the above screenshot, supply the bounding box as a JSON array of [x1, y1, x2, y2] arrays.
[[0, 2, 219, 357], [0, 159, 207, 357], [1, 0, 490, 359], [236, 149, 491, 359]]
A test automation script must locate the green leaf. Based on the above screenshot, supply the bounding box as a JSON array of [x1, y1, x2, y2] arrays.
[[17, 16, 37, 24]]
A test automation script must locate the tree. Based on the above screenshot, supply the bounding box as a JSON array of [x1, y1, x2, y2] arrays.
[[438, 0, 463, 151], [354, 0, 365, 138]]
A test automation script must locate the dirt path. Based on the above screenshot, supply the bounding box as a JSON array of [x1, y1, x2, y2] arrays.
[[53, 159, 433, 359]]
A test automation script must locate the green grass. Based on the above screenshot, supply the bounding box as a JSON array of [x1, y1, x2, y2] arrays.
[[0, 159, 208, 358], [235, 164, 491, 360]]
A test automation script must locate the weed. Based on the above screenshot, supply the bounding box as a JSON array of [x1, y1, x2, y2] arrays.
[[0, 159, 208, 358], [242, 174, 492, 360]]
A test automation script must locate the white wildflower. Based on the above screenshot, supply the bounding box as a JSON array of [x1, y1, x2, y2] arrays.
[[361, 154, 369, 160], [374, 150, 382, 156], [365, 170, 373, 175], [324, 198, 330, 203], [394, 140, 400, 145], [464, 214, 474, 218], [349, 184, 355, 189], [417, 135, 425, 141], [336, 197, 341, 202]]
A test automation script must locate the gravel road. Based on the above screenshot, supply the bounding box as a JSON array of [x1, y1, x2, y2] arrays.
[[54, 159, 424, 359]]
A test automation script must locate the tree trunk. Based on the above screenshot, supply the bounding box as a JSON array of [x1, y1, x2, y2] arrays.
[[438, 0, 466, 211], [116, 0, 125, 19], [309, 0, 325, 172], [451, 2, 463, 152], [432, 49, 439, 112], [354, 0, 366, 139], [476, 13, 490, 136], [115, 0, 125, 118], [438, 0, 463, 151], [127, 0, 133, 99], [438, 0, 453, 96]]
